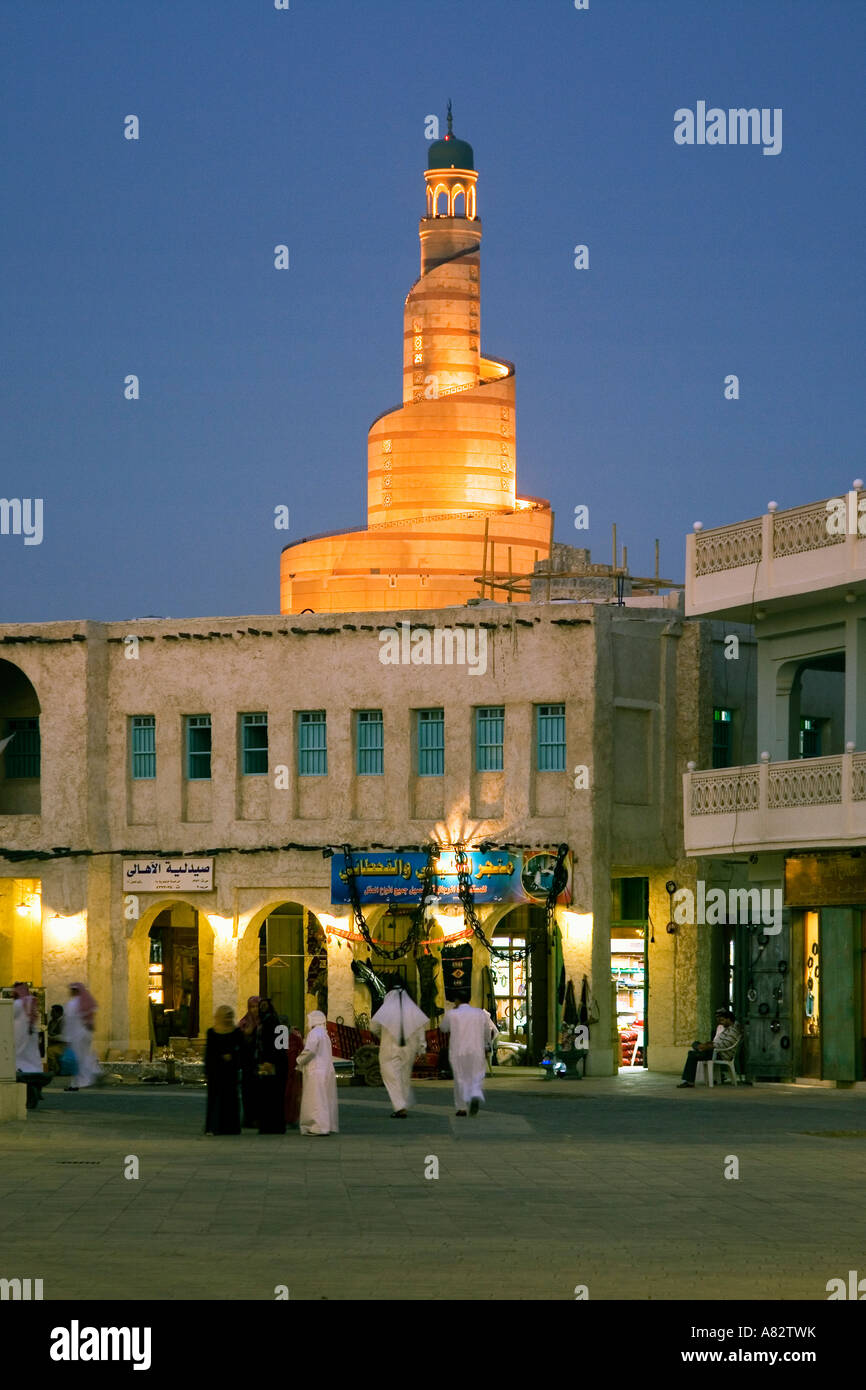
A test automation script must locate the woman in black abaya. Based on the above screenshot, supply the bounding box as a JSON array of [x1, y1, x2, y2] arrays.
[[204, 1006, 243, 1135], [255, 997, 288, 1134], [237, 995, 260, 1129]]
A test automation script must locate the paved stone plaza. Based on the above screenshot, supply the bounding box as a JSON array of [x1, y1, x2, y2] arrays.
[[2, 1072, 864, 1301]]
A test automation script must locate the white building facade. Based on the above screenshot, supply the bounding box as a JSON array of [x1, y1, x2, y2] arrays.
[[684, 490, 866, 1082]]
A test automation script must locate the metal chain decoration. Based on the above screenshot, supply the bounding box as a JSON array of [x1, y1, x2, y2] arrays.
[[341, 842, 438, 960], [453, 842, 570, 962], [454, 843, 514, 961], [545, 844, 570, 936]]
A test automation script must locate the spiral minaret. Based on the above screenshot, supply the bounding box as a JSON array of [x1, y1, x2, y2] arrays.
[[280, 110, 553, 613]]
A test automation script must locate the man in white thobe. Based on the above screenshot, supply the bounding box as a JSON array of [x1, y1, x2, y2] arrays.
[[370, 986, 428, 1118], [297, 1010, 339, 1135], [13, 983, 49, 1110], [13, 986, 42, 1074], [64, 983, 102, 1091], [440, 1000, 498, 1117]]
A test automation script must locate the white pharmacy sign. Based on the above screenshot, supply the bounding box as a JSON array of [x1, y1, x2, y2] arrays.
[[123, 858, 214, 892]]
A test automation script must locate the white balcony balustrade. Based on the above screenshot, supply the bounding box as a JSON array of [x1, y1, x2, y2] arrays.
[[686, 492, 866, 620], [683, 752, 866, 855]]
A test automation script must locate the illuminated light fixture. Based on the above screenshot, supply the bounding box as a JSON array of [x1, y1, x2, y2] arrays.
[[433, 815, 483, 854], [317, 913, 354, 936], [16, 899, 30, 917], [206, 913, 235, 941], [47, 912, 86, 942], [560, 910, 593, 944]]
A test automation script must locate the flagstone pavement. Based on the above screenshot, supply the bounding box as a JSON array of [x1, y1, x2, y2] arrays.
[[2, 1070, 865, 1301]]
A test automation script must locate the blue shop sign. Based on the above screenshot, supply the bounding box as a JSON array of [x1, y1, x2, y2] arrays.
[[331, 849, 571, 907]]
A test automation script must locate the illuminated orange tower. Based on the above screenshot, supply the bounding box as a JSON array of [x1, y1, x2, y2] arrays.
[[280, 108, 553, 613]]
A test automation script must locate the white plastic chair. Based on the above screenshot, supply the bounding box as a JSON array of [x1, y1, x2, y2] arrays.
[[695, 1042, 740, 1087]]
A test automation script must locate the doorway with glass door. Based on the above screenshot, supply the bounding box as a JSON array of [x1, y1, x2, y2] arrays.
[[611, 878, 648, 1070]]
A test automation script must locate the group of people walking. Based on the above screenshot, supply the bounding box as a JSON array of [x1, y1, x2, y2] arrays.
[[371, 987, 498, 1118], [12, 981, 102, 1106], [205, 998, 338, 1137], [205, 985, 499, 1135], [14, 976, 499, 1127]]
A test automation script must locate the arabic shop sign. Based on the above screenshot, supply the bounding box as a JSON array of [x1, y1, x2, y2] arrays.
[[331, 850, 571, 907], [123, 858, 214, 892]]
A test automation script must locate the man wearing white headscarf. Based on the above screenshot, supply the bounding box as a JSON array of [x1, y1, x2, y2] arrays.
[[296, 1010, 339, 1135], [12, 983, 50, 1110], [12, 983, 42, 1074], [440, 999, 498, 1117], [64, 982, 102, 1091], [369, 986, 428, 1118]]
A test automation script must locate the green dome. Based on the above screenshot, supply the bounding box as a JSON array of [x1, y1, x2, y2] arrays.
[[428, 131, 475, 171]]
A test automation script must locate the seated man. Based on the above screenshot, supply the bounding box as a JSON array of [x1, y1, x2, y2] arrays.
[[677, 1007, 741, 1088]]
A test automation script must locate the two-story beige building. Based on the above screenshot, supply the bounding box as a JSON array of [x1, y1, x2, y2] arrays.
[[0, 582, 750, 1077]]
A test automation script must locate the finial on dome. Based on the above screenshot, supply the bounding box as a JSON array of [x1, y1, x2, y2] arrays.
[[427, 107, 475, 171]]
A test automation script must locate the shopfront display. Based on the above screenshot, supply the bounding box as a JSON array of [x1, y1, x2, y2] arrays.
[[611, 938, 645, 1068], [801, 909, 820, 1077], [490, 906, 548, 1063], [147, 909, 199, 1046]]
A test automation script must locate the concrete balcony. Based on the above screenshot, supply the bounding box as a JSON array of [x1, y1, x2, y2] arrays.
[[685, 492, 866, 621], [683, 752, 866, 856]]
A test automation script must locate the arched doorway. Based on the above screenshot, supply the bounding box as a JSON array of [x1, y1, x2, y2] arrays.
[[775, 651, 846, 761], [490, 905, 549, 1063], [147, 905, 200, 1047], [0, 659, 41, 814], [257, 903, 308, 1027], [788, 652, 845, 758], [127, 898, 215, 1055]]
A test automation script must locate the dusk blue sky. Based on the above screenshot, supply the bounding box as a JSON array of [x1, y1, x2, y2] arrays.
[[2, 0, 863, 621]]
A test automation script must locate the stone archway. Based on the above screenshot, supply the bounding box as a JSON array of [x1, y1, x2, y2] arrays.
[[126, 898, 216, 1055], [485, 902, 551, 1062], [774, 651, 846, 760], [239, 897, 329, 1030]]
